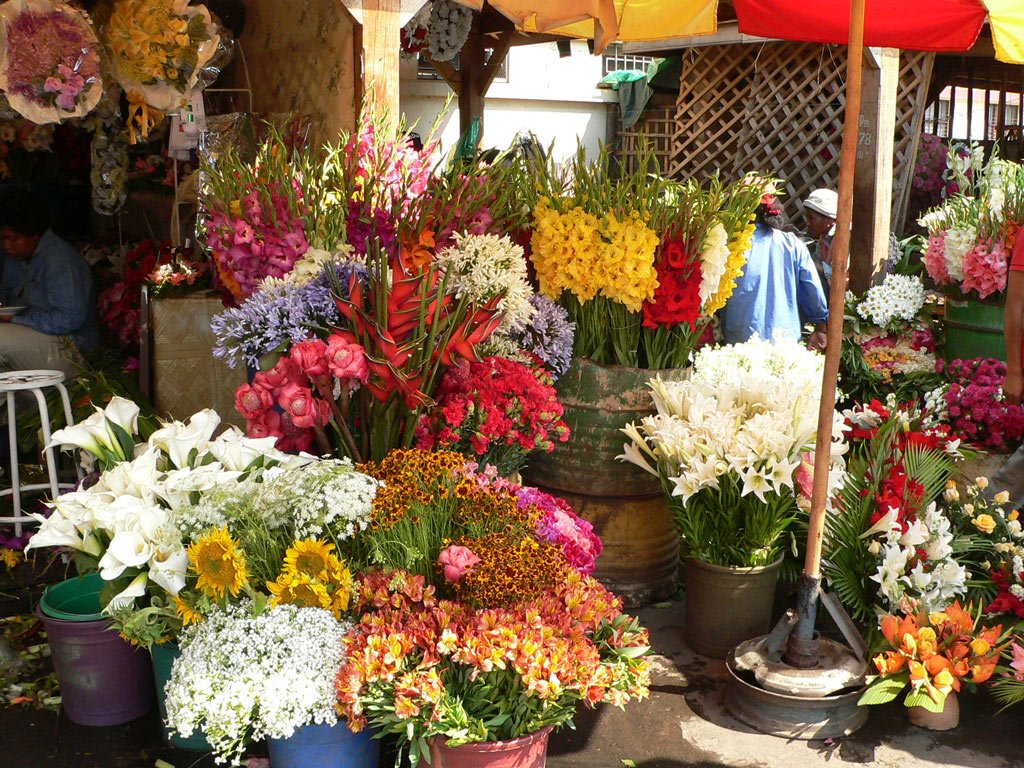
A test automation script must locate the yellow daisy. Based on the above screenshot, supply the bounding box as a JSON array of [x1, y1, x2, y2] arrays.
[[188, 526, 248, 599]]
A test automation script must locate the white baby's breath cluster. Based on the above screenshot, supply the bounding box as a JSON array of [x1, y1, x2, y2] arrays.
[[621, 337, 845, 503], [868, 502, 966, 616], [437, 232, 536, 335], [855, 273, 925, 330], [696, 222, 730, 307], [27, 401, 311, 608], [165, 602, 352, 766], [427, 0, 472, 62]]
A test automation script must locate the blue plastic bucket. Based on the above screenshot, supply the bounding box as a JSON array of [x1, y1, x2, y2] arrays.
[[267, 721, 379, 768]]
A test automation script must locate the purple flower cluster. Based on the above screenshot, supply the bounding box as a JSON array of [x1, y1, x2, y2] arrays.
[[509, 294, 575, 377], [516, 485, 602, 575], [940, 358, 1024, 451], [212, 261, 365, 369], [346, 201, 398, 257]]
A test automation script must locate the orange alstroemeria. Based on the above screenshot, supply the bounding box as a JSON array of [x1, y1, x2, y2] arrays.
[[916, 627, 938, 660], [971, 659, 998, 685], [908, 660, 928, 687], [882, 614, 917, 647], [873, 652, 907, 676], [944, 601, 975, 634]]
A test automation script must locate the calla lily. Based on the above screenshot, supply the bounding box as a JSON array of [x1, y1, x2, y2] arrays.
[[148, 547, 188, 595], [46, 411, 110, 456], [99, 530, 154, 580], [24, 513, 84, 550], [206, 430, 280, 471], [102, 396, 141, 435], [149, 410, 222, 468], [105, 571, 149, 611]]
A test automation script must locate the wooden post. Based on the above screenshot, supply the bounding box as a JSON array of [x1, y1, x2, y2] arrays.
[[361, 0, 401, 118], [789, 0, 866, 657], [850, 47, 898, 293], [459, 16, 487, 136]]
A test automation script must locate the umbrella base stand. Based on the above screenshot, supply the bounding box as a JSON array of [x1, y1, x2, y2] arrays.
[[724, 592, 869, 740]]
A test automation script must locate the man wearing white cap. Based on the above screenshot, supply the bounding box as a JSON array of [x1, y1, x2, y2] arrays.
[[803, 189, 839, 294]]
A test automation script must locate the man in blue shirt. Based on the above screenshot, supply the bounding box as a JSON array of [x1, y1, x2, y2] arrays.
[[721, 190, 829, 350], [0, 191, 97, 374]]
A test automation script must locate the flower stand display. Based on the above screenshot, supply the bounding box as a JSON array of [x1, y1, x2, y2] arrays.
[[37, 574, 154, 726], [524, 359, 689, 608], [150, 292, 246, 427]]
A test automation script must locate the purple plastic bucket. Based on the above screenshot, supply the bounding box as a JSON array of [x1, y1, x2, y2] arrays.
[[36, 605, 154, 726]]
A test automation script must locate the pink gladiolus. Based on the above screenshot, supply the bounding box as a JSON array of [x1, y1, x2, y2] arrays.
[[325, 334, 369, 382], [438, 545, 480, 583], [962, 239, 1008, 300], [923, 233, 950, 285], [232, 219, 256, 245], [290, 338, 329, 378]]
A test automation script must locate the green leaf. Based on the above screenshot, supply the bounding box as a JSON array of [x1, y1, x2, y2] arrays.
[[651, 601, 673, 609], [903, 688, 946, 713], [617, 645, 652, 659], [621, 760, 637, 767], [857, 675, 908, 706]]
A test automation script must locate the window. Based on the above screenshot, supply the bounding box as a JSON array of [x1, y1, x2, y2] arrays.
[[417, 50, 509, 82], [927, 98, 951, 138], [601, 42, 653, 76], [988, 101, 1021, 139]]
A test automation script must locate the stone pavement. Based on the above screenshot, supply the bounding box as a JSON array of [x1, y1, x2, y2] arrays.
[[3, 599, 1021, 768]]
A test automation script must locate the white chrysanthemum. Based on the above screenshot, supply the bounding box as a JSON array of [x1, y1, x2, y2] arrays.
[[437, 232, 536, 335], [165, 602, 352, 766], [855, 273, 925, 330]]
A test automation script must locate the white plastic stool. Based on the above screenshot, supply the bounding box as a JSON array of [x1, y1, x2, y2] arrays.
[[0, 370, 82, 535]]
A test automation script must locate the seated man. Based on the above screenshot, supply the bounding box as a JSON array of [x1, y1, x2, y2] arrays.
[[0, 191, 98, 374]]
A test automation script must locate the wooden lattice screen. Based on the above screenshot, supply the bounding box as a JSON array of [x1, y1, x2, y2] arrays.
[[617, 43, 934, 234]]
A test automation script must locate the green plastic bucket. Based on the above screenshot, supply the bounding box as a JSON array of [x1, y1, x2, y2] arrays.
[[151, 641, 213, 751], [40, 573, 105, 622], [945, 299, 1006, 362]]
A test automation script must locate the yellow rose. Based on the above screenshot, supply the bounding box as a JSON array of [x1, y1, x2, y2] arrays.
[[973, 514, 997, 535], [976, 476, 990, 490], [995, 491, 1011, 505], [1010, 509, 1020, 522]]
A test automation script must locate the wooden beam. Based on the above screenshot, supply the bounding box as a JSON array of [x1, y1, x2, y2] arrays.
[[424, 53, 461, 90], [360, 0, 401, 118], [482, 30, 514, 92], [850, 48, 898, 293]]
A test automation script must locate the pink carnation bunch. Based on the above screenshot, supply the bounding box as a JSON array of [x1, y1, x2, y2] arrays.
[[923, 233, 950, 285], [940, 358, 1024, 452], [516, 486, 603, 575], [961, 238, 1008, 300]]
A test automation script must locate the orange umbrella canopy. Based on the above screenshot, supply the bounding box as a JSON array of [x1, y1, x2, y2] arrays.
[[450, 0, 1024, 62]]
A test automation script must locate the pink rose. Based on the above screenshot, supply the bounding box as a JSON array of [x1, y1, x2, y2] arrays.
[[290, 338, 329, 378], [55, 91, 76, 110], [278, 382, 328, 429], [246, 409, 282, 440], [325, 334, 369, 382], [234, 383, 273, 418], [438, 545, 480, 583], [44, 76, 63, 93]]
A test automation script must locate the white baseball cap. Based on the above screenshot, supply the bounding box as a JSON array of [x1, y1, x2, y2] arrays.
[[803, 189, 839, 219]]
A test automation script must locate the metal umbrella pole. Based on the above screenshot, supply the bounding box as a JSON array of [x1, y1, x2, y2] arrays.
[[784, 0, 867, 668]]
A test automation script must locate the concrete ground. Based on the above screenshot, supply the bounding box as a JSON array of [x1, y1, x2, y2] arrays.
[[3, 598, 1020, 768]]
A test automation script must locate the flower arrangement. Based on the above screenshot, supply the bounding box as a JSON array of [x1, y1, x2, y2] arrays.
[[935, 358, 1024, 452], [620, 336, 844, 567], [859, 601, 1002, 713], [147, 251, 209, 298], [400, 4, 430, 56], [426, 0, 472, 62], [0, 0, 103, 122], [529, 152, 762, 369], [414, 356, 569, 476], [103, 0, 221, 140], [856, 274, 926, 331], [824, 401, 971, 626], [919, 144, 1024, 300], [335, 569, 649, 765], [84, 95, 130, 215], [166, 601, 352, 765]]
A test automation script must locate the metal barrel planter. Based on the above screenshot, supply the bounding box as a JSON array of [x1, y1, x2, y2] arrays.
[[524, 358, 688, 608], [944, 298, 1005, 362]]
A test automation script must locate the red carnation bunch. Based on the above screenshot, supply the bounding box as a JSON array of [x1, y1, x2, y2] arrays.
[[415, 355, 570, 476]]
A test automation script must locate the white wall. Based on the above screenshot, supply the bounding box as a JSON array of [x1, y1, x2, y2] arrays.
[[400, 40, 615, 163]]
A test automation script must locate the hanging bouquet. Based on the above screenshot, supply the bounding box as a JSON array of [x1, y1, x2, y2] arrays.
[[931, 358, 1024, 452], [84, 92, 130, 215], [102, 0, 221, 141], [426, 0, 473, 62], [824, 401, 972, 627], [336, 569, 649, 766], [414, 355, 569, 476], [0, 0, 103, 123], [859, 601, 1002, 713], [530, 148, 762, 369], [919, 144, 1024, 300], [620, 337, 845, 567], [401, 4, 431, 57], [166, 601, 353, 766]]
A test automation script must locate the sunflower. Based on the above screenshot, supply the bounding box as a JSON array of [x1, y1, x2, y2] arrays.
[[330, 563, 355, 614], [282, 539, 337, 579], [267, 572, 333, 612], [172, 594, 203, 626], [187, 526, 248, 599]]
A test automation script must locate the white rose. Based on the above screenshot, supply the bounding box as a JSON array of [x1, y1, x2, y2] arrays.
[[99, 530, 155, 580]]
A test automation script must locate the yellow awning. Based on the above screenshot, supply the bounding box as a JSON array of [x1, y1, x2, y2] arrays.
[[983, 0, 1024, 64], [452, 0, 718, 53]]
